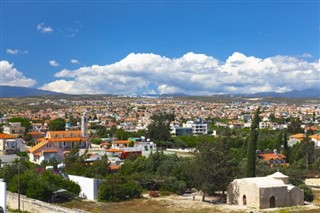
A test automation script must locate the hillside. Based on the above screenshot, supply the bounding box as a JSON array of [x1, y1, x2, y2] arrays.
[[0, 85, 62, 98]]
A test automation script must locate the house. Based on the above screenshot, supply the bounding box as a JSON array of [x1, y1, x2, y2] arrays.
[[0, 133, 18, 152], [257, 150, 286, 165], [3, 122, 25, 137], [170, 125, 193, 136], [28, 140, 64, 164], [227, 172, 304, 209], [36, 112, 90, 150], [288, 133, 305, 147], [183, 118, 208, 135], [311, 134, 320, 148], [27, 131, 46, 142]]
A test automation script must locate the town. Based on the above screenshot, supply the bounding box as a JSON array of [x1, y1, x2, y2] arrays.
[[0, 94, 320, 213]]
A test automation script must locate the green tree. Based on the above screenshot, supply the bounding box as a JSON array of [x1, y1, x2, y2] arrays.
[[246, 107, 260, 177], [287, 117, 303, 134], [283, 130, 289, 159], [48, 118, 66, 131], [9, 117, 32, 132], [192, 140, 238, 201], [98, 175, 142, 202], [146, 112, 174, 142]]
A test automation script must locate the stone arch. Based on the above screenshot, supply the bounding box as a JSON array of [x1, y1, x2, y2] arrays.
[[243, 195, 247, 205], [270, 196, 276, 208], [0, 206, 4, 213]]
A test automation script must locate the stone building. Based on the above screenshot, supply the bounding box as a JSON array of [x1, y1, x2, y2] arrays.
[[227, 172, 304, 209]]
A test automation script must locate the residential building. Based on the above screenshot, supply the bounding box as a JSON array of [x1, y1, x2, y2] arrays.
[[257, 150, 286, 165], [183, 118, 208, 135], [0, 133, 17, 152], [288, 133, 305, 147], [28, 140, 64, 164], [3, 122, 25, 137]]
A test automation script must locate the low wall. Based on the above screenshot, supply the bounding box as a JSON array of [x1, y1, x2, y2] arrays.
[[6, 192, 89, 213]]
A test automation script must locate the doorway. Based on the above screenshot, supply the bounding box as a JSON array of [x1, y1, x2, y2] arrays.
[[270, 196, 276, 208], [243, 195, 247, 205]]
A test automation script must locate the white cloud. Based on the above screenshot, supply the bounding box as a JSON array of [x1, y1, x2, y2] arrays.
[[49, 60, 59, 67], [70, 59, 79, 64], [40, 52, 320, 95], [6, 49, 19, 55], [37, 23, 53, 33], [6, 49, 28, 55], [0, 61, 36, 87]]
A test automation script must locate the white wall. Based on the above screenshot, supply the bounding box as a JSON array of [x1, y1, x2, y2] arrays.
[[68, 175, 104, 201], [0, 181, 6, 213]]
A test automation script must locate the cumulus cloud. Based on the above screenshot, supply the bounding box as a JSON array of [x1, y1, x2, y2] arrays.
[[37, 23, 53, 33], [49, 60, 59, 67], [6, 49, 28, 55], [0, 61, 36, 87], [40, 52, 320, 95], [70, 59, 79, 64]]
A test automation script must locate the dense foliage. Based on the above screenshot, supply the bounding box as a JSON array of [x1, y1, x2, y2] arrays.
[[8, 117, 32, 132], [98, 175, 142, 202], [0, 159, 80, 202], [146, 112, 174, 142], [48, 118, 66, 131]]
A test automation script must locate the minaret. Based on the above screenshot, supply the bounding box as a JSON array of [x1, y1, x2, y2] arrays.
[[81, 112, 88, 137], [81, 112, 90, 148]]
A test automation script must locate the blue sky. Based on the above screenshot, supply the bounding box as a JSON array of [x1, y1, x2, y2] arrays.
[[1, 1, 319, 95]]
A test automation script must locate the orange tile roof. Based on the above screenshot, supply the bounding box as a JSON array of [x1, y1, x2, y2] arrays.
[[27, 131, 45, 136], [28, 141, 49, 153], [305, 126, 318, 131], [289, 133, 305, 141], [0, 133, 16, 139], [47, 130, 82, 137], [109, 165, 121, 170], [46, 137, 86, 142], [311, 134, 320, 141], [258, 153, 286, 161], [106, 148, 123, 152], [113, 140, 130, 144]]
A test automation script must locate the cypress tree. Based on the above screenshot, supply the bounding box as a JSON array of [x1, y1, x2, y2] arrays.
[[283, 130, 288, 159], [246, 107, 260, 177]]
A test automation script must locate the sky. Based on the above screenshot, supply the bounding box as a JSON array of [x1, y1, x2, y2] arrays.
[[0, 0, 319, 95]]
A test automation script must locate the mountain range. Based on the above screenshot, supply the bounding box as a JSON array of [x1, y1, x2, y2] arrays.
[[0, 85, 319, 98], [0, 85, 61, 98]]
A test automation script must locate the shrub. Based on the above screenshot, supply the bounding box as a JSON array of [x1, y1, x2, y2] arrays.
[[299, 184, 314, 202], [98, 176, 142, 202]]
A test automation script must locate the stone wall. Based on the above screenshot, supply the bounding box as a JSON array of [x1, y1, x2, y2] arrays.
[[6, 192, 89, 213]]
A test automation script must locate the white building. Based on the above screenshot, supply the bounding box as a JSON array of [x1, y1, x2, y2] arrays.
[[0, 133, 18, 152], [3, 122, 25, 137], [68, 175, 105, 201], [183, 118, 208, 135], [227, 172, 304, 209]]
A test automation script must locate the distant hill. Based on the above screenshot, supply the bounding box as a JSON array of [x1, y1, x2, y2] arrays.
[[0, 85, 62, 98], [0, 85, 318, 99], [242, 88, 320, 98]]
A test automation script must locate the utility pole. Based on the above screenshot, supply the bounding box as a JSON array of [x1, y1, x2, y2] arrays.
[[17, 157, 24, 213], [18, 158, 20, 213]]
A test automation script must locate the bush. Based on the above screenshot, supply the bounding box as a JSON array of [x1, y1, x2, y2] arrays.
[[299, 184, 314, 202], [98, 176, 142, 202], [159, 176, 186, 195]]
